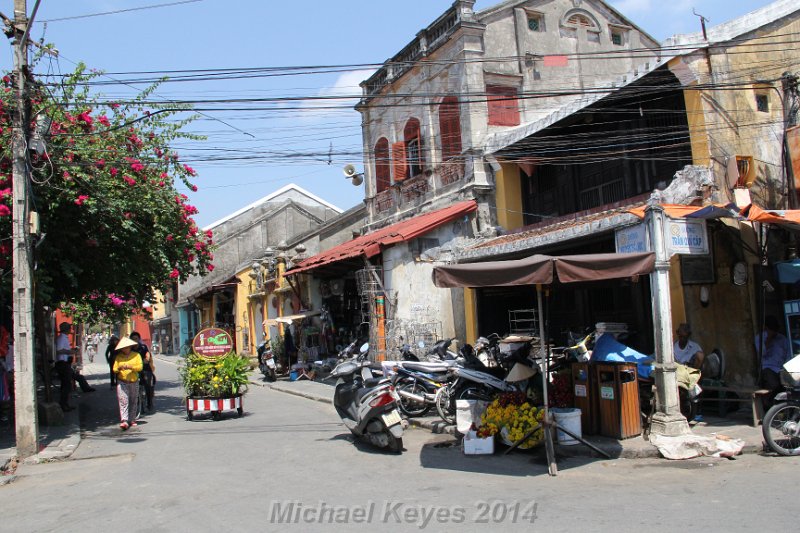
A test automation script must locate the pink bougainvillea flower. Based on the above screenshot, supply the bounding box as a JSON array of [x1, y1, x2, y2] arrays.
[[207, 264, 215, 272], [0, 205, 10, 217], [166, 234, 174, 241], [0, 188, 10, 199], [169, 268, 180, 279], [110, 103, 120, 109], [190, 184, 198, 192], [62, 170, 71, 179], [205, 229, 213, 239], [123, 212, 132, 219], [95, 159, 106, 169], [78, 111, 93, 126], [123, 175, 136, 186], [158, 181, 165, 187], [97, 115, 110, 127], [194, 242, 204, 251], [74, 195, 89, 206], [130, 161, 144, 173], [183, 164, 197, 177], [110, 167, 119, 177]]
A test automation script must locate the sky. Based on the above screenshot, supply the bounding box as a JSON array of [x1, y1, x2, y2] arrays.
[[0, 0, 777, 228]]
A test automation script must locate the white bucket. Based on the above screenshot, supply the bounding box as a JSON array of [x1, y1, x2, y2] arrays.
[[551, 408, 582, 446]]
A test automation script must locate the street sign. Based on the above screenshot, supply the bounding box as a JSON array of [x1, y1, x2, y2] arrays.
[[665, 218, 709, 256], [615, 223, 649, 254], [192, 327, 234, 359]]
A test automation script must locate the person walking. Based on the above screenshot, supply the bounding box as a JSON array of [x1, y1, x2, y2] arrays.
[[130, 332, 155, 412], [113, 337, 143, 430], [105, 335, 119, 389]]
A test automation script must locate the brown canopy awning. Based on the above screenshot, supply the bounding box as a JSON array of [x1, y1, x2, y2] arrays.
[[433, 252, 655, 288]]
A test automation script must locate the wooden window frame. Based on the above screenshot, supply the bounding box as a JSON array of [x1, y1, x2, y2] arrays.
[[438, 96, 462, 161]]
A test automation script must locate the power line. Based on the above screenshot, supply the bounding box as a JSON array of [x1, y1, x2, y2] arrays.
[[36, 0, 207, 23]]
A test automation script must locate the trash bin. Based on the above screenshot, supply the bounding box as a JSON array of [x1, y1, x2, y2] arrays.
[[595, 362, 641, 439], [571, 362, 598, 435]]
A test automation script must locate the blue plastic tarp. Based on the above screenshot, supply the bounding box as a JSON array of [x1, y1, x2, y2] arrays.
[[590, 333, 654, 378]]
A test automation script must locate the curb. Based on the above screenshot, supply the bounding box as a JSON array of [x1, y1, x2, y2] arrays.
[[407, 417, 457, 435], [262, 381, 333, 405]]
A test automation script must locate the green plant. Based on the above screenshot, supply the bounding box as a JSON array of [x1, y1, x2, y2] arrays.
[[180, 353, 250, 398]]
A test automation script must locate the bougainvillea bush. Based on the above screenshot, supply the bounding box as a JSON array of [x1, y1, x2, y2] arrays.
[[0, 61, 214, 322]]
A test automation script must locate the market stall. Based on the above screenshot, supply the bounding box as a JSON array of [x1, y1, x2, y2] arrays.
[[433, 251, 655, 475]]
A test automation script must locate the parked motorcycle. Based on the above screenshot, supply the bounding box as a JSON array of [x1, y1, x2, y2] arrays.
[[434, 343, 523, 424], [762, 365, 800, 456], [330, 342, 404, 452], [392, 359, 453, 417], [257, 340, 277, 382]]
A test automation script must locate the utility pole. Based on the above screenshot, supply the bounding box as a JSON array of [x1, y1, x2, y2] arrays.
[[11, 0, 38, 458]]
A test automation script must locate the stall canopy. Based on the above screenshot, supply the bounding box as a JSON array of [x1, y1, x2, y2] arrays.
[[432, 252, 655, 288], [287, 200, 477, 277]]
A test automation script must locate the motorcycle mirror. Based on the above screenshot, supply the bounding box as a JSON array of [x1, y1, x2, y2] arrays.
[[417, 340, 425, 349], [359, 342, 370, 354]]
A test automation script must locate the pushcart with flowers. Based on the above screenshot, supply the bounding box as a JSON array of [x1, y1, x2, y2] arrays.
[[181, 328, 249, 420]]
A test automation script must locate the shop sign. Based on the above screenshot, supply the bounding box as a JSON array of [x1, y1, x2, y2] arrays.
[[615, 223, 649, 254], [600, 386, 615, 400], [666, 219, 709, 256], [192, 327, 233, 359]]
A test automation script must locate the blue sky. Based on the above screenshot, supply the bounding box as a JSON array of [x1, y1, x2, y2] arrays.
[[0, 0, 774, 228]]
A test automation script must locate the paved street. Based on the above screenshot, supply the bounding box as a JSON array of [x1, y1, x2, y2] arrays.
[[1, 356, 796, 532]]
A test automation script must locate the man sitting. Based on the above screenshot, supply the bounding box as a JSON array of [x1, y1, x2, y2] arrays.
[[673, 323, 704, 370]]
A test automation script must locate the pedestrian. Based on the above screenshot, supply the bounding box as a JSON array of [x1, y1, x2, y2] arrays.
[[113, 336, 143, 430], [130, 331, 155, 412], [55, 322, 96, 412], [755, 315, 792, 410], [105, 335, 119, 389]]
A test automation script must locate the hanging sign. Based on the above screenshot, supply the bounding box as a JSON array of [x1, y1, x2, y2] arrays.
[[666, 219, 709, 256], [615, 223, 649, 254], [192, 327, 234, 359]]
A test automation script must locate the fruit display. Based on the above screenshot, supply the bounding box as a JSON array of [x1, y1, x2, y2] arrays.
[[478, 392, 545, 449]]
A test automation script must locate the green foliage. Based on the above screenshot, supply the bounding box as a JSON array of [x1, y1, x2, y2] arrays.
[[180, 353, 250, 398], [270, 334, 285, 362], [0, 63, 215, 323]]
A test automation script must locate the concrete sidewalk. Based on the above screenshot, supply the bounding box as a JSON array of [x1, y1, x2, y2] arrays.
[[257, 376, 767, 459]]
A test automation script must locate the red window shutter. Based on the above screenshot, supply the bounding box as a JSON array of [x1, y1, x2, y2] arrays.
[[439, 97, 462, 160], [374, 138, 391, 193], [392, 141, 407, 182], [487, 85, 520, 126]]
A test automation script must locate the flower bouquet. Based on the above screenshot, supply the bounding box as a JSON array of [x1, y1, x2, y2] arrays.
[[478, 392, 545, 449]]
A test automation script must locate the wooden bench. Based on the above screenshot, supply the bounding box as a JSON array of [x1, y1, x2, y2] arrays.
[[699, 385, 771, 427]]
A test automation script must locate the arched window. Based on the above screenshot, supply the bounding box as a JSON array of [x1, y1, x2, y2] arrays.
[[438, 97, 462, 161], [374, 137, 391, 193], [403, 118, 424, 178], [561, 10, 600, 31]]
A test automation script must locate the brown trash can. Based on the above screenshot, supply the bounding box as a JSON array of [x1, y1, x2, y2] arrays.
[[595, 362, 641, 439], [571, 362, 598, 435]]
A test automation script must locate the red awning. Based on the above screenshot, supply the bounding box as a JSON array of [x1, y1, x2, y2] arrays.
[[287, 200, 478, 276]]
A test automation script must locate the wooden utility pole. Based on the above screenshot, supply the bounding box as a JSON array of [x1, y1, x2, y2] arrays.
[[11, 0, 38, 458]]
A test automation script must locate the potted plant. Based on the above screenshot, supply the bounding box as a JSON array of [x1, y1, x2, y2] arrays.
[[180, 353, 250, 420]]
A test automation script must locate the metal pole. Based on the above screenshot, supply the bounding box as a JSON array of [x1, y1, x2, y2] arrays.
[[11, 0, 39, 458], [537, 284, 557, 476], [645, 205, 690, 436]]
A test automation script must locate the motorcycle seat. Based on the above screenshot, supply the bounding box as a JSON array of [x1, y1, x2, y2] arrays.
[[402, 362, 450, 374], [364, 377, 382, 388]]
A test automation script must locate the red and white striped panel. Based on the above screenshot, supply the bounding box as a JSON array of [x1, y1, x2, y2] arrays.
[[187, 396, 242, 412]]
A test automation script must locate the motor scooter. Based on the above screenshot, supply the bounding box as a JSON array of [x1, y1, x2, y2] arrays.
[[257, 340, 277, 382], [330, 342, 404, 453], [762, 356, 800, 456]]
